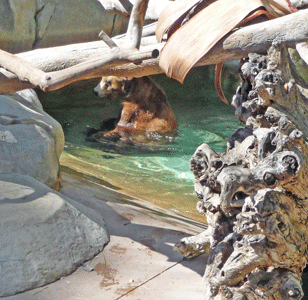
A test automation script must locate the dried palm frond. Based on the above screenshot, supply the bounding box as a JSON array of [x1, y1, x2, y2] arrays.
[[156, 0, 216, 42], [157, 0, 296, 84]]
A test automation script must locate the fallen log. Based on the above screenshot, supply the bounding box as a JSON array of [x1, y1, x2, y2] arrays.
[[0, 9, 307, 94]]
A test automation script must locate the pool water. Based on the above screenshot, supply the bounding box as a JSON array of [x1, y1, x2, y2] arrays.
[[38, 65, 242, 222]]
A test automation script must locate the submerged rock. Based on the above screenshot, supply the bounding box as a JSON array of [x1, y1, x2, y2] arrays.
[[0, 89, 64, 189], [0, 174, 109, 297]]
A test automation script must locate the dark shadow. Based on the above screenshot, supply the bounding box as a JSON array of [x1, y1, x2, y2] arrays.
[[59, 172, 208, 275], [0, 175, 52, 205]]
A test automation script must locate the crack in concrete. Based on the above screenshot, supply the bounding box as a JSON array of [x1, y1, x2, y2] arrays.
[[114, 259, 183, 299]]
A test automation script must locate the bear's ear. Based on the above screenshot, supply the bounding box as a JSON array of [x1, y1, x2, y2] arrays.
[[125, 77, 134, 81]]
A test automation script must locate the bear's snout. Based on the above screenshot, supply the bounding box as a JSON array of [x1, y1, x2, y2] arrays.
[[93, 89, 98, 96]]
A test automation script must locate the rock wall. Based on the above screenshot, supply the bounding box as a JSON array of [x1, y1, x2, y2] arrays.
[[0, 0, 128, 53], [33, 0, 129, 50]]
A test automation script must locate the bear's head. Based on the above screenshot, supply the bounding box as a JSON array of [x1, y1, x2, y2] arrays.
[[93, 76, 133, 98]]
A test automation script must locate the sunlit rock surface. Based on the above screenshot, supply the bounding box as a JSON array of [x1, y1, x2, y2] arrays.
[[0, 89, 64, 189], [0, 174, 109, 297]]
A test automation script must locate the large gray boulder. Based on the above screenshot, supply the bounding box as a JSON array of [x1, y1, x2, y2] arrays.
[[0, 174, 109, 297], [0, 89, 64, 189]]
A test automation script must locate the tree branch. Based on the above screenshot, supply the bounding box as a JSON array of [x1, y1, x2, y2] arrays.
[[98, 30, 118, 49], [0, 49, 48, 87], [42, 47, 159, 91], [0, 9, 307, 94], [125, 0, 149, 49]]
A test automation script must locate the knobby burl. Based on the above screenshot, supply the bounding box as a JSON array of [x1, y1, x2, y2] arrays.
[[175, 45, 308, 300]]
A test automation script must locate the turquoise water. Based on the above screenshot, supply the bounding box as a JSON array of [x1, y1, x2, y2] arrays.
[[38, 65, 242, 219]]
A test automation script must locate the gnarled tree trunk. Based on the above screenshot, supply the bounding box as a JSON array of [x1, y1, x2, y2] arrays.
[[175, 44, 308, 299]]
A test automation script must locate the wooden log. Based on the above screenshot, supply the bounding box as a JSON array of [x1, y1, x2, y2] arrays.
[[125, 0, 149, 49], [197, 8, 308, 65], [0, 49, 48, 87], [0, 45, 159, 92], [0, 9, 307, 94], [42, 48, 159, 91]]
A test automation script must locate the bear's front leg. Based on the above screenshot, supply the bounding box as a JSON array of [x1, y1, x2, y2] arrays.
[[103, 127, 121, 139], [104, 102, 139, 140], [118, 102, 139, 125]]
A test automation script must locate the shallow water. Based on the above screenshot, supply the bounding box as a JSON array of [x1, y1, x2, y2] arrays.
[[38, 65, 242, 221]]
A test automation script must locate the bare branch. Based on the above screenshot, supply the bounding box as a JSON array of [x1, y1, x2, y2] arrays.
[[42, 47, 159, 91], [125, 0, 150, 49], [296, 41, 308, 65], [98, 30, 118, 49], [0, 49, 48, 88]]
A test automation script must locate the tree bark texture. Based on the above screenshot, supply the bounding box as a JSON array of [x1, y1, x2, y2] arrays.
[[175, 44, 308, 299]]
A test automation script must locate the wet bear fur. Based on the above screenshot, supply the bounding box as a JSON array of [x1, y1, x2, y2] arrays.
[[90, 76, 178, 145]]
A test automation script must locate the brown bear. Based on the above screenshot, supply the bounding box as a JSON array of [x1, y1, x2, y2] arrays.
[[91, 76, 178, 145]]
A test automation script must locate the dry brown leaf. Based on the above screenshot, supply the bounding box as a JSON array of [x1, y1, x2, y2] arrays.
[[156, 0, 204, 42], [158, 0, 295, 83]]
